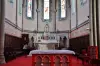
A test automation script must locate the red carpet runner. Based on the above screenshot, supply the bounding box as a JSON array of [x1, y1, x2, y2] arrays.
[[0, 56, 92, 66], [0, 56, 32, 66]]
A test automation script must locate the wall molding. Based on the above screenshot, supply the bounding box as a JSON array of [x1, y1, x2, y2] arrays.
[[70, 33, 89, 39], [23, 30, 70, 33], [5, 18, 22, 31], [4, 18, 70, 33], [71, 19, 89, 32]]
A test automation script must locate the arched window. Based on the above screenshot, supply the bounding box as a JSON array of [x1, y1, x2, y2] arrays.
[[43, 0, 50, 22], [71, 0, 76, 15], [80, 0, 87, 6], [9, 0, 13, 3], [26, 0, 33, 19], [59, 0, 67, 20], [18, 0, 22, 16]]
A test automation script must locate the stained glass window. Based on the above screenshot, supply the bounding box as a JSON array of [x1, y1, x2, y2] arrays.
[[8, 0, 13, 3], [18, 0, 22, 16], [26, 0, 33, 18], [80, 0, 87, 6], [8, 0, 14, 7], [43, 0, 50, 20], [59, 0, 66, 20], [71, 0, 76, 15], [61, 0, 66, 18]]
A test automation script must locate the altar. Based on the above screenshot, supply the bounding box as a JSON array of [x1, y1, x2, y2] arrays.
[[29, 50, 75, 56], [34, 24, 59, 50], [35, 39, 59, 50], [29, 50, 75, 66], [30, 25, 74, 66]]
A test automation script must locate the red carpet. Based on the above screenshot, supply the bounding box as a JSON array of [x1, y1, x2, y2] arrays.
[[0, 56, 32, 66], [0, 56, 92, 66]]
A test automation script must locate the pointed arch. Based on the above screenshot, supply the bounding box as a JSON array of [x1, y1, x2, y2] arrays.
[[35, 56, 42, 66], [62, 56, 69, 66], [55, 56, 61, 66], [43, 56, 50, 66]]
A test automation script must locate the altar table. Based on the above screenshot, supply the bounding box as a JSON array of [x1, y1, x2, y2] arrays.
[[30, 50, 75, 66]]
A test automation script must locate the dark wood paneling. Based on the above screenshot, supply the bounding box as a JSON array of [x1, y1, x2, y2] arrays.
[[4, 34, 23, 62], [4, 34, 22, 49], [69, 35, 89, 53]]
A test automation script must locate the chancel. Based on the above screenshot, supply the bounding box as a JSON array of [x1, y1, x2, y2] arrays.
[[0, 0, 100, 66]]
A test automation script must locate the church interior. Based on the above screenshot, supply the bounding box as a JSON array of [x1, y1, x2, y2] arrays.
[[0, 0, 100, 66]]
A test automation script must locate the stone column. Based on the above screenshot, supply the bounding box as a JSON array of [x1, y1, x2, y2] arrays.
[[51, 0, 56, 32], [89, 0, 94, 46], [36, 0, 39, 31], [0, 0, 6, 64], [97, 0, 100, 59], [89, 0, 100, 58], [89, 0, 98, 46], [76, 0, 78, 28], [54, 0, 57, 32], [93, 0, 98, 46]]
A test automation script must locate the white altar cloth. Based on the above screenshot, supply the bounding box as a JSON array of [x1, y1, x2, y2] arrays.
[[28, 50, 75, 56], [36, 40, 58, 44]]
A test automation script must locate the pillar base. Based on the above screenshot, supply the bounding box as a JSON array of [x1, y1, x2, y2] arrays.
[[0, 54, 6, 64]]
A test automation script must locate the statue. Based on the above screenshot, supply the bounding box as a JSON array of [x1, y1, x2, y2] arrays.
[[44, 24, 49, 40]]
